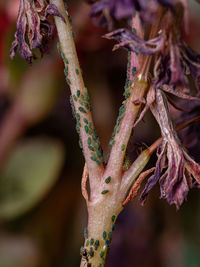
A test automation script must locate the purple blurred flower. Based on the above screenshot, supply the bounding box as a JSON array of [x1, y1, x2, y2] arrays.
[[140, 89, 200, 209], [89, 0, 174, 26], [10, 0, 65, 63]]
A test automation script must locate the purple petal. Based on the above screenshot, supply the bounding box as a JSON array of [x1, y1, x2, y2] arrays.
[[104, 28, 164, 55], [140, 142, 167, 204], [45, 4, 66, 23]]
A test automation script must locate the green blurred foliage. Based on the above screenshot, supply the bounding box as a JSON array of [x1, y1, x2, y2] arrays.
[[0, 138, 64, 220]]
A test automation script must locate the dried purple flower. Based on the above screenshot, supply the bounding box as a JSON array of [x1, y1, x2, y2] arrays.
[[154, 29, 200, 92], [140, 89, 200, 209], [89, 0, 174, 26], [10, 0, 65, 63], [104, 16, 200, 94]]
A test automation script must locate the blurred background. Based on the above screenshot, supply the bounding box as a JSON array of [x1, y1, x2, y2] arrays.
[[0, 0, 200, 266]]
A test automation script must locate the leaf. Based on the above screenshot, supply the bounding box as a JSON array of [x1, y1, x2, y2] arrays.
[[0, 138, 65, 220]]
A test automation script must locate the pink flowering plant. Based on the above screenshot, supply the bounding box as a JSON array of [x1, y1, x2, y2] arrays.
[[10, 0, 200, 266]]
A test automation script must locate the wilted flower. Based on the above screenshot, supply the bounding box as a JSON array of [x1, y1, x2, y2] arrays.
[[140, 89, 200, 209], [10, 0, 65, 63], [89, 0, 174, 27], [104, 11, 200, 95]]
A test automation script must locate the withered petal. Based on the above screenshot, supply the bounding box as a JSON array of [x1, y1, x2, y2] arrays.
[[45, 4, 66, 23], [104, 28, 164, 55]]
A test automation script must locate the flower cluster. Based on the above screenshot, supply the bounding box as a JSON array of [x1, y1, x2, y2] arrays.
[[104, 16, 200, 96], [102, 0, 200, 208], [140, 89, 200, 209], [10, 0, 65, 63]]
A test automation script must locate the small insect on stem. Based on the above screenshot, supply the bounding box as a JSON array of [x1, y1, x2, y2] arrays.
[[80, 247, 91, 266]]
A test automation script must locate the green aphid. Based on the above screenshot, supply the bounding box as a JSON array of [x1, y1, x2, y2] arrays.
[[119, 104, 125, 114], [72, 31, 75, 38], [81, 94, 84, 101], [77, 90, 81, 97], [87, 137, 92, 145], [94, 240, 100, 250], [111, 215, 116, 223], [101, 190, 109, 195], [73, 95, 77, 102], [64, 58, 69, 65], [85, 103, 90, 110], [57, 42, 61, 51], [79, 107, 86, 113], [79, 139, 83, 149], [96, 150, 102, 158], [132, 66, 136, 76], [89, 129, 93, 135], [84, 228, 88, 239], [88, 145, 94, 151], [105, 240, 109, 246], [75, 124, 80, 134], [83, 118, 88, 124], [70, 97, 75, 116], [86, 240, 90, 247], [111, 224, 115, 231], [99, 156, 104, 163], [64, 67, 68, 76], [90, 238, 94, 245], [109, 139, 115, 147], [105, 176, 111, 184], [121, 144, 126, 151], [88, 122, 92, 128], [91, 156, 97, 162], [96, 159, 101, 165], [89, 247, 94, 257], [132, 27, 136, 33], [76, 113, 80, 121], [79, 99, 84, 105], [93, 142, 99, 149], [85, 125, 89, 133], [61, 52, 65, 59], [92, 134, 96, 141], [65, 77, 71, 85], [100, 250, 105, 258], [114, 125, 120, 134], [125, 92, 131, 99], [85, 92, 89, 101]]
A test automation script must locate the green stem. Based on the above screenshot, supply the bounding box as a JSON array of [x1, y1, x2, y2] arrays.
[[51, 0, 104, 195]]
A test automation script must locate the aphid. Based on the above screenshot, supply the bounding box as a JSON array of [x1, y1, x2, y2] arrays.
[[80, 247, 90, 266]]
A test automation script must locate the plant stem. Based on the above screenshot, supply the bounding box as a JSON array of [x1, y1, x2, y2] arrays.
[[51, 0, 104, 195]]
